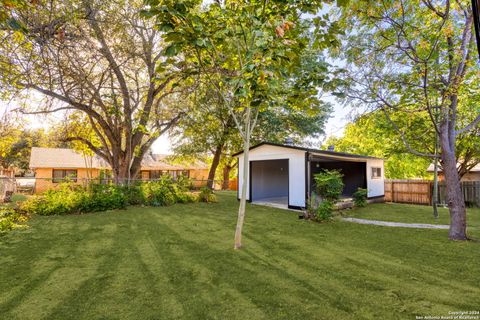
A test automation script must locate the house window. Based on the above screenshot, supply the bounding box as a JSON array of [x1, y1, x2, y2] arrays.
[[52, 169, 77, 183], [371, 167, 382, 179], [150, 170, 162, 179]]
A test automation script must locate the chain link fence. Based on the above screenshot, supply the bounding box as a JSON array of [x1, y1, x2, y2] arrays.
[[16, 177, 238, 194]]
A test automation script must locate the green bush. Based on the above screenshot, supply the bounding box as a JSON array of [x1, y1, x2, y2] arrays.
[[20, 182, 127, 215], [312, 170, 344, 221], [176, 191, 198, 204], [198, 187, 217, 203], [20, 176, 200, 216], [0, 208, 29, 234], [315, 200, 334, 222], [176, 175, 194, 192], [313, 169, 344, 202], [353, 188, 368, 207], [141, 177, 177, 206]]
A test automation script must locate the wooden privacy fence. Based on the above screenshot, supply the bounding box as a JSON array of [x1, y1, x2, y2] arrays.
[[385, 180, 432, 205], [385, 180, 480, 206]]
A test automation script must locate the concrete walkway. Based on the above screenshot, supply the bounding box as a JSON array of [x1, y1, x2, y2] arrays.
[[342, 217, 449, 229]]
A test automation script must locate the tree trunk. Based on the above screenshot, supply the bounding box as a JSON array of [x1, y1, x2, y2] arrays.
[[222, 164, 232, 190], [234, 107, 251, 250], [440, 131, 468, 240], [207, 144, 223, 189], [112, 157, 131, 185]]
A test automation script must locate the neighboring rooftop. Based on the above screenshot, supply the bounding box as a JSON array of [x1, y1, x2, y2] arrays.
[[30, 147, 109, 169], [29, 147, 209, 170], [426, 163, 480, 172], [232, 142, 382, 160]]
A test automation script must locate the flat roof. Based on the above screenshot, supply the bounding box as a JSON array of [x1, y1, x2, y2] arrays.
[[232, 142, 382, 160]]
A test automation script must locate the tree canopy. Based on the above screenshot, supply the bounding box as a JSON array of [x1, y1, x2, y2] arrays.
[[338, 0, 480, 240], [0, 0, 190, 182]]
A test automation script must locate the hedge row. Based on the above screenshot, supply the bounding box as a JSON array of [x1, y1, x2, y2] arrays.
[[20, 176, 217, 216]]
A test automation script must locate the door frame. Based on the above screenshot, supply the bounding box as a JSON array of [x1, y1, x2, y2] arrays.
[[249, 158, 290, 206]]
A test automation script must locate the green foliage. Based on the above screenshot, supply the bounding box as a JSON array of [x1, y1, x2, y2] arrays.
[[311, 170, 344, 221], [352, 188, 368, 207], [140, 177, 178, 207], [335, 0, 480, 182], [198, 187, 217, 203], [325, 112, 433, 179], [20, 182, 128, 216], [20, 178, 199, 216], [315, 199, 334, 222], [0, 207, 28, 234], [313, 170, 344, 202]]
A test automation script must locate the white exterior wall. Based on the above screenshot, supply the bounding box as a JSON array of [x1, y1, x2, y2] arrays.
[[237, 145, 306, 207], [366, 158, 385, 198]]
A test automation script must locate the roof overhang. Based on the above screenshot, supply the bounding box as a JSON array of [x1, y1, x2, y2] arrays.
[[232, 142, 382, 160]]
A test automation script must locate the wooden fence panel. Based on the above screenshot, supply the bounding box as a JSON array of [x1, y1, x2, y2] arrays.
[[385, 180, 431, 205]]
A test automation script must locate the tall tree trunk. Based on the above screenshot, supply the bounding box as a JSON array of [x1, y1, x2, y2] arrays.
[[207, 143, 223, 189], [234, 106, 251, 250], [222, 164, 232, 190], [440, 130, 468, 240]]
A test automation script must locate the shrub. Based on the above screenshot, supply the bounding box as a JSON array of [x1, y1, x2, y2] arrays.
[[20, 176, 203, 216], [176, 191, 198, 204], [198, 187, 217, 203], [176, 175, 194, 192], [141, 178, 177, 206], [313, 169, 344, 202], [79, 184, 128, 212], [20, 182, 127, 215], [0, 208, 29, 234], [315, 200, 334, 222], [312, 170, 344, 221], [353, 188, 368, 207]]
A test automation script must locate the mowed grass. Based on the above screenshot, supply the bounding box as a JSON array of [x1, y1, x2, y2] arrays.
[[347, 202, 480, 238], [0, 192, 479, 320]]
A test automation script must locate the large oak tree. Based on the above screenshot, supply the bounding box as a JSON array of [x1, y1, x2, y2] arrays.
[[0, 0, 188, 183]]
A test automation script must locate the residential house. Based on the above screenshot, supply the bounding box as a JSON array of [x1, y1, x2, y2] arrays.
[[427, 163, 480, 182], [29, 147, 209, 193]]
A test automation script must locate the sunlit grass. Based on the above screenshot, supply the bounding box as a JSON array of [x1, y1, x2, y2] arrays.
[[347, 202, 480, 238], [1, 192, 479, 320]]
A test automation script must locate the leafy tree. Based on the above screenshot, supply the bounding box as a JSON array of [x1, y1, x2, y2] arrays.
[[0, 0, 188, 183], [325, 111, 435, 179], [145, 0, 340, 249], [0, 121, 73, 174], [339, 0, 480, 240], [171, 50, 331, 189]]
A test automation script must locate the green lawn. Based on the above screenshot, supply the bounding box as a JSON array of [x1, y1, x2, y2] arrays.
[[347, 202, 480, 238], [1, 192, 479, 320]]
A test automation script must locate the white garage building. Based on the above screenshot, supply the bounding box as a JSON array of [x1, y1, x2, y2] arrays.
[[233, 142, 385, 210]]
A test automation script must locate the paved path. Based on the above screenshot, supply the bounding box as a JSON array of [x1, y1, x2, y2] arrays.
[[342, 217, 449, 229]]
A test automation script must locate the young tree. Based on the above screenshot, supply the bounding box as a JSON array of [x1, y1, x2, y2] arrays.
[[339, 0, 480, 240], [171, 53, 331, 190], [0, 0, 188, 183], [145, 0, 339, 248]]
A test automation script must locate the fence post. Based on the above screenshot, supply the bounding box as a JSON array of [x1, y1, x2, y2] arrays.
[[392, 181, 395, 203]]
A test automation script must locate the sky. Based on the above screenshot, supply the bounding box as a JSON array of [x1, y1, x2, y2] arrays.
[[1, 97, 351, 155], [152, 99, 351, 155]]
